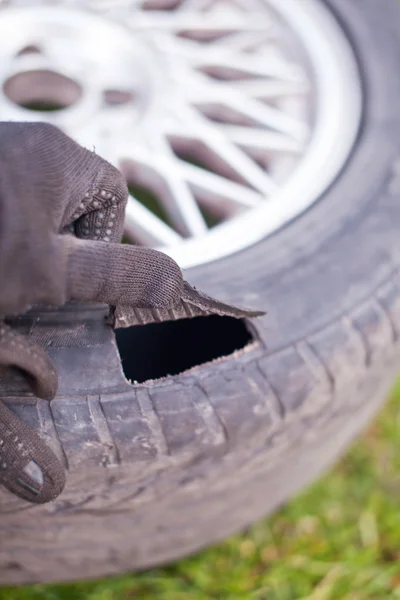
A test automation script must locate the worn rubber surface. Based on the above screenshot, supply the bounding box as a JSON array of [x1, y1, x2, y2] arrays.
[[2, 0, 400, 585]]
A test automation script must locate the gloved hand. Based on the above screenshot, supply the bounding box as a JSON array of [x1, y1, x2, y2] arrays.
[[0, 122, 262, 504]]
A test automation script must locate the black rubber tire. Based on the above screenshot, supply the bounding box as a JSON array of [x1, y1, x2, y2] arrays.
[[2, 0, 400, 585]]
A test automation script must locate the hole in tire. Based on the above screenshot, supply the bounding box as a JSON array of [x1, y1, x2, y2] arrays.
[[4, 70, 82, 111], [115, 316, 254, 383]]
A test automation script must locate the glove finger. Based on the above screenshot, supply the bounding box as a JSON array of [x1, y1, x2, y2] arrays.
[[0, 322, 57, 401], [66, 173, 127, 244], [0, 400, 65, 503], [61, 156, 128, 245], [61, 236, 184, 308], [110, 281, 265, 328], [0, 122, 128, 314], [0, 122, 127, 241]]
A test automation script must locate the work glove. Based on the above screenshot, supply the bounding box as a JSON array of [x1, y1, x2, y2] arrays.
[[0, 122, 262, 504]]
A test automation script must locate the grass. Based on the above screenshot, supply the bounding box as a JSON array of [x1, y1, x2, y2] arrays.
[[3, 382, 400, 599]]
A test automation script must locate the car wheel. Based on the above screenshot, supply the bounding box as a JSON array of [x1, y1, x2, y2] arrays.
[[1, 0, 400, 585]]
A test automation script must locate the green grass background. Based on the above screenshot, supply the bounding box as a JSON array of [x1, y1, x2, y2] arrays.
[[2, 381, 400, 599]]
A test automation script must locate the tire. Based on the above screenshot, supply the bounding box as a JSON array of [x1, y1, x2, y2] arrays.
[[2, 0, 400, 585]]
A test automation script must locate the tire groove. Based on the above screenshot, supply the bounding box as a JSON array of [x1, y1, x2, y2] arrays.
[[254, 362, 286, 419], [136, 387, 169, 456], [195, 381, 230, 446], [192, 383, 228, 448], [244, 363, 284, 424], [36, 399, 68, 469], [373, 295, 399, 342], [342, 314, 371, 367], [87, 395, 120, 467], [296, 340, 335, 392]]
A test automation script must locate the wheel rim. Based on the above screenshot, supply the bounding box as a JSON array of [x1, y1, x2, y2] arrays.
[[0, 0, 362, 268]]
